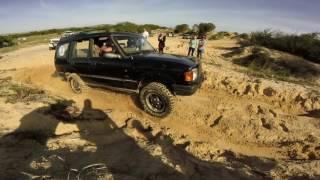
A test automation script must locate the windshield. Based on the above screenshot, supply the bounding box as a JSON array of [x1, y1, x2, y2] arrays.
[[113, 35, 155, 55]]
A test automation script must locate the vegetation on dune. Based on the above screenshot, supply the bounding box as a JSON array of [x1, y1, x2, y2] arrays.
[[5, 22, 165, 39], [174, 22, 216, 34], [238, 33, 249, 40], [227, 30, 320, 84], [241, 30, 320, 64], [231, 46, 320, 81], [111, 22, 165, 33], [209, 31, 233, 40], [0, 36, 15, 48], [0, 22, 165, 52]]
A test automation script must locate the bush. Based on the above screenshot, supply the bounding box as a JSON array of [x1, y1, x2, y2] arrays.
[[0, 36, 15, 48], [247, 30, 320, 63], [174, 24, 189, 33], [112, 22, 140, 32], [239, 33, 249, 40], [209, 31, 231, 40]]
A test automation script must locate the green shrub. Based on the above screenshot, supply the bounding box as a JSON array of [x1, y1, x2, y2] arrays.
[[0, 36, 15, 48], [247, 30, 320, 63], [209, 31, 231, 40], [112, 22, 140, 32], [238, 33, 249, 40]]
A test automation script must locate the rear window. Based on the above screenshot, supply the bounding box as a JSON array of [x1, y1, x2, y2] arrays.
[[56, 43, 69, 58], [72, 40, 90, 58]]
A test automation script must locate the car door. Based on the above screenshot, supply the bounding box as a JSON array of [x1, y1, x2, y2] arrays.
[[88, 38, 137, 89], [68, 39, 93, 76]]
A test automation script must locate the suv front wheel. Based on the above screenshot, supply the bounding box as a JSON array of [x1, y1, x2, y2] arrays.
[[67, 73, 88, 94], [139, 82, 175, 117]]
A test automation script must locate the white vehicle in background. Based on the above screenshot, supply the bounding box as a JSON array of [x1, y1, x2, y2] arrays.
[[62, 31, 74, 37], [49, 38, 60, 50]]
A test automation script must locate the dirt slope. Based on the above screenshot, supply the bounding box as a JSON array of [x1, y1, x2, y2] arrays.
[[0, 37, 319, 179]]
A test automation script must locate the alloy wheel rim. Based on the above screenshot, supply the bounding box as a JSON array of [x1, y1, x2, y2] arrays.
[[145, 93, 166, 113]]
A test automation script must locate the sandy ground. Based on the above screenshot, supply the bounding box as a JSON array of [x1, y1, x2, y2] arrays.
[[0, 36, 319, 179]]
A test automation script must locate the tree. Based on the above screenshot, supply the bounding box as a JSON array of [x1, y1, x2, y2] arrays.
[[198, 23, 216, 34], [192, 24, 199, 33], [174, 24, 189, 33], [113, 22, 139, 32]]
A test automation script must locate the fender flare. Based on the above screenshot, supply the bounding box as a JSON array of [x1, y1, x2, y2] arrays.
[[138, 72, 176, 94]]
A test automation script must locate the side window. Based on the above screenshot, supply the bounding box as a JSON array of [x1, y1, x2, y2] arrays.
[[56, 43, 69, 58], [72, 40, 90, 59], [92, 37, 121, 59]]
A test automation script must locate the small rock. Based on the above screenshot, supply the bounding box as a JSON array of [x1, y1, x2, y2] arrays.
[[279, 123, 289, 132], [257, 105, 264, 114], [303, 99, 313, 110], [269, 109, 277, 117], [243, 85, 252, 95], [308, 152, 316, 160], [210, 115, 223, 127], [263, 87, 276, 97], [261, 118, 272, 130]]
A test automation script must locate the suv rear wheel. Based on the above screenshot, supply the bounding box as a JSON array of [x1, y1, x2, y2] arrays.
[[139, 82, 174, 117], [67, 73, 88, 94]]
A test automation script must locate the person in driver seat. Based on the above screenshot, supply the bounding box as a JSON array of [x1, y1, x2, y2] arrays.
[[100, 42, 113, 56], [100, 41, 120, 58]]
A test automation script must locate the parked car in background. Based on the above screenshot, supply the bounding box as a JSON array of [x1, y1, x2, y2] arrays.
[[62, 31, 74, 37], [48, 38, 60, 50], [182, 32, 193, 39], [166, 32, 175, 37]]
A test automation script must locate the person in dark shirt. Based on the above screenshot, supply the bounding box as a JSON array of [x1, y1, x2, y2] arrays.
[[158, 33, 166, 54]]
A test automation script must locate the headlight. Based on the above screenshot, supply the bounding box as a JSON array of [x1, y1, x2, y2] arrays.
[[184, 68, 198, 82], [192, 68, 198, 81]]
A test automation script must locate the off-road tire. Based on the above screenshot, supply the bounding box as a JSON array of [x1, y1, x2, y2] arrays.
[[67, 73, 88, 94], [139, 82, 175, 117]]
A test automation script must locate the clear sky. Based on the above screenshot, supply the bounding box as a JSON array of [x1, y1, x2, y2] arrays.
[[0, 0, 319, 34]]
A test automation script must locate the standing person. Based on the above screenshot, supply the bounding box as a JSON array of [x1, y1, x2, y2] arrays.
[[197, 36, 206, 59], [158, 33, 166, 54], [142, 29, 149, 39], [188, 35, 198, 56]]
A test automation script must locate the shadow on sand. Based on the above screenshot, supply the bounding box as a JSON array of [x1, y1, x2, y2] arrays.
[[0, 99, 277, 179]]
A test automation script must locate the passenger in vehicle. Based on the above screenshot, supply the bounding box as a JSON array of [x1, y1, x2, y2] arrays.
[[93, 44, 101, 57], [100, 42, 113, 56], [127, 38, 136, 48], [100, 42, 120, 59]]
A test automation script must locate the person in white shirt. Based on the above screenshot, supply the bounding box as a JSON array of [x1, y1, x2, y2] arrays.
[[142, 29, 149, 39]]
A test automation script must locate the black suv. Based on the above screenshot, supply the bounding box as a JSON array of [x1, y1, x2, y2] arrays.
[[54, 32, 202, 117]]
